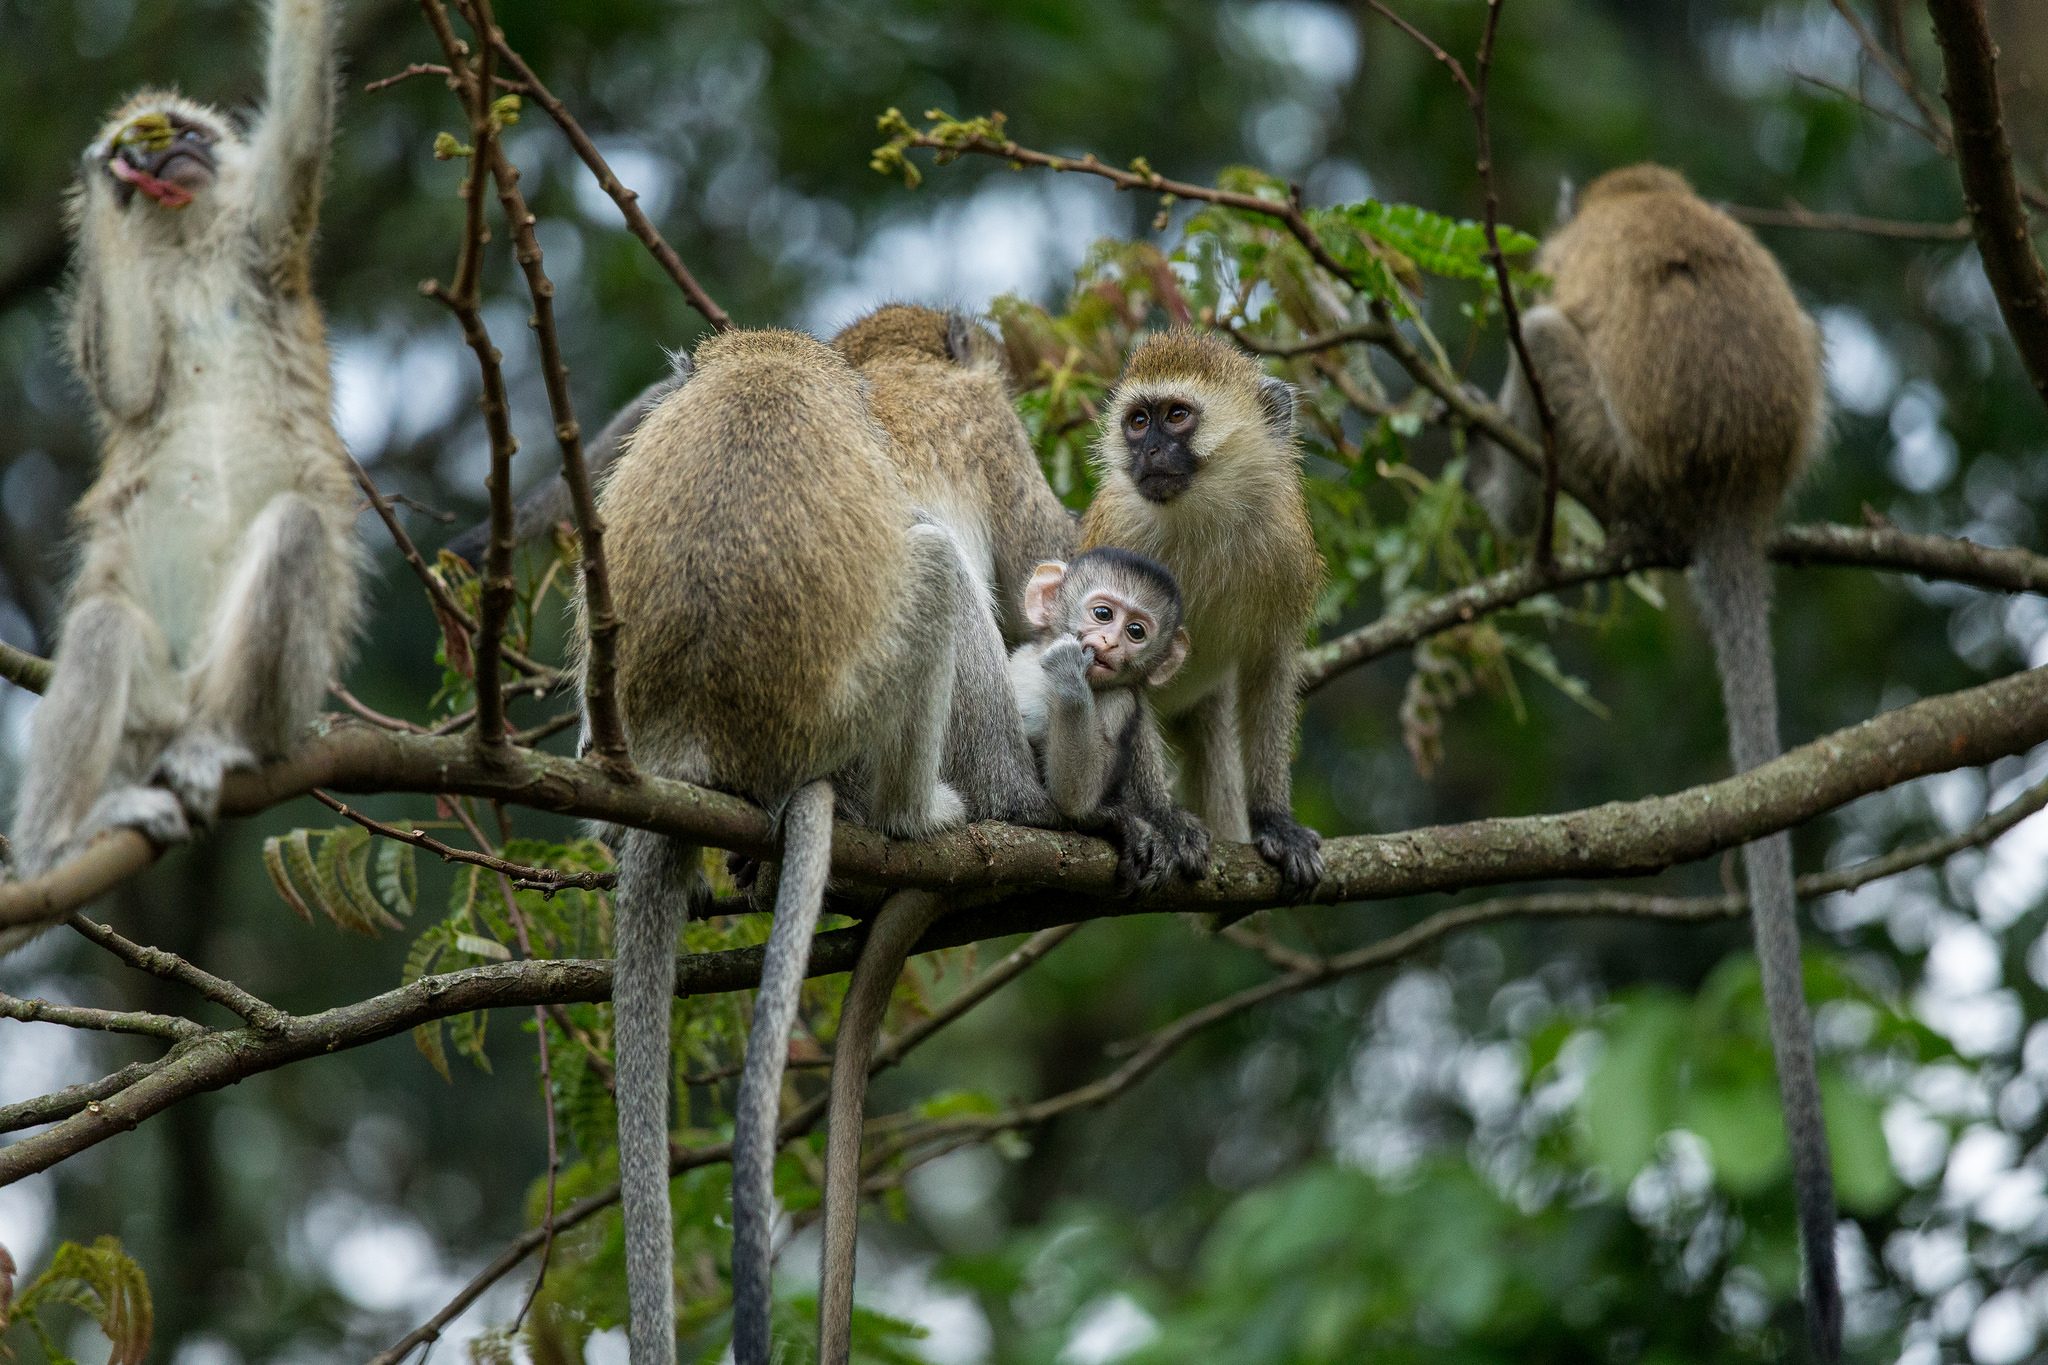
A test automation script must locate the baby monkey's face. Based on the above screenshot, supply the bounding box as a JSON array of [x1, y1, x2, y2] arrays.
[[1072, 587, 1160, 685]]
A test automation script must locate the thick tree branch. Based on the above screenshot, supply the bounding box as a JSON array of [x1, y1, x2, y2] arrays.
[[1927, 0, 2048, 407], [5, 663, 2047, 1183]]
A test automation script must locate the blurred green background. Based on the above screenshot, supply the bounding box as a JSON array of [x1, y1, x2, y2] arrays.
[[4, 0, 2048, 1362]]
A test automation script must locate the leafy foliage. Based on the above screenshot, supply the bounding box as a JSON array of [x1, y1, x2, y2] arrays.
[[0, 1239, 151, 1365]]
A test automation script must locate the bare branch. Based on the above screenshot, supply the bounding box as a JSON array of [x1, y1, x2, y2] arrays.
[[66, 913, 291, 1031], [0, 639, 51, 694], [477, 89, 633, 777], [310, 791, 614, 891], [364, 61, 527, 95], [1364, 0, 1565, 563], [1927, 0, 2048, 410], [330, 685, 429, 734], [1724, 202, 1974, 240], [0, 992, 204, 1042], [0, 1059, 173, 1133], [1830, 0, 1954, 152], [418, 0, 518, 756], [488, 39, 732, 332]]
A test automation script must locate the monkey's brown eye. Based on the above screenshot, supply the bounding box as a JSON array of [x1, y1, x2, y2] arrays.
[[1125, 409, 1148, 434], [1091, 604, 1113, 622], [1126, 622, 1146, 642], [1165, 403, 1193, 430]]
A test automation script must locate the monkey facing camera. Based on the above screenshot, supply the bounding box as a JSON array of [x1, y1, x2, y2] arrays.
[[3, 0, 361, 954], [1008, 547, 1209, 891], [1082, 329, 1328, 893], [1467, 163, 1842, 1363]]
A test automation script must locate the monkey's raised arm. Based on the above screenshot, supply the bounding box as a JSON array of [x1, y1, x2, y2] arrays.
[[446, 366, 689, 566], [249, 0, 337, 257]]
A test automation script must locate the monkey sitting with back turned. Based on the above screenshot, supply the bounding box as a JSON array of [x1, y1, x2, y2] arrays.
[[5, 0, 360, 950], [1467, 163, 1839, 1362]]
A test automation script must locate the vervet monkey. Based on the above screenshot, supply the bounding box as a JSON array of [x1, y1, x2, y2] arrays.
[[1010, 550, 1197, 853], [832, 303, 1078, 644], [4, 0, 359, 949], [593, 329, 1046, 1365], [1080, 329, 1327, 890], [443, 362, 689, 565], [1467, 163, 1838, 1361], [815, 549, 1203, 1365]]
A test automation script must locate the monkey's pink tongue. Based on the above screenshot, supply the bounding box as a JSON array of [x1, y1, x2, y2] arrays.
[[109, 157, 193, 209]]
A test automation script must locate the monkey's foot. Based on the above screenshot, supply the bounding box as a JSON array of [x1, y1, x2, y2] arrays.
[[1151, 805, 1212, 882], [1101, 806, 1167, 894], [1250, 810, 1324, 892], [150, 733, 254, 829], [80, 785, 191, 850]]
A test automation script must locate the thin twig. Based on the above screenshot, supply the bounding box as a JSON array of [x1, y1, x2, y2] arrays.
[[488, 39, 732, 331], [330, 685, 429, 734], [0, 992, 205, 1042], [1830, 0, 1954, 152], [1230, 322, 1392, 358], [1364, 0, 1562, 565], [65, 913, 290, 1031], [476, 64, 633, 778], [418, 0, 518, 756], [364, 61, 528, 95], [0, 1059, 172, 1133], [346, 454, 558, 683], [1724, 201, 1974, 239], [310, 791, 614, 891]]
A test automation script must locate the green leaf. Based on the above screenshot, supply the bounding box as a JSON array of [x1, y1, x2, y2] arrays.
[[261, 835, 314, 924], [375, 837, 417, 919], [1680, 1077, 1788, 1195], [12, 1237, 152, 1365]]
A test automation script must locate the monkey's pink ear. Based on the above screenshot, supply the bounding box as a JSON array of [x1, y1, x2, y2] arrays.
[[1149, 628, 1190, 687], [1024, 561, 1066, 630]]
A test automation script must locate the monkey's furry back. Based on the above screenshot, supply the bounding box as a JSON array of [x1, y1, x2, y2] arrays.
[[598, 330, 918, 796], [1542, 166, 1826, 534]]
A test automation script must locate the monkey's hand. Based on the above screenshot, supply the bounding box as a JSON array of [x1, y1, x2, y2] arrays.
[[1250, 808, 1324, 893], [1040, 636, 1092, 705], [1095, 804, 1167, 895], [151, 732, 255, 829]]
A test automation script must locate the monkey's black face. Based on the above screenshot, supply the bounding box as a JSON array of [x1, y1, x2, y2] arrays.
[[101, 113, 218, 210], [1122, 396, 1201, 502]]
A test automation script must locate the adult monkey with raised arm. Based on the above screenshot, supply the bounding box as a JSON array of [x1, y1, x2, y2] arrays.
[[594, 328, 1052, 1365], [1081, 329, 1326, 890], [4, 0, 359, 949], [1467, 163, 1838, 1361]]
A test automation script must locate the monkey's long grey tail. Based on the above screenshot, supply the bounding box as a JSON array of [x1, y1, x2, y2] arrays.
[[614, 829, 702, 1365], [1692, 524, 1842, 1364], [817, 889, 949, 1365], [731, 779, 836, 1365]]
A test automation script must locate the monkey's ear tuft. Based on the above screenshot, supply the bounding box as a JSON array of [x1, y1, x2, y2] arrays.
[[1255, 377, 1299, 441], [1555, 176, 1577, 227], [1150, 628, 1191, 687], [664, 346, 695, 381], [1024, 561, 1067, 631], [945, 312, 1000, 369]]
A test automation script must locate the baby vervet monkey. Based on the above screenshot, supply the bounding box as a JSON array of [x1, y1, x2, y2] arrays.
[[4, 0, 359, 948], [1467, 163, 1838, 1362], [1010, 549, 1194, 844], [1081, 329, 1326, 891]]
